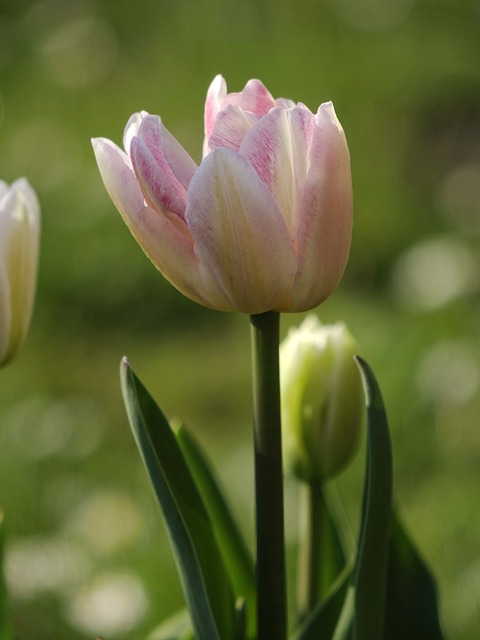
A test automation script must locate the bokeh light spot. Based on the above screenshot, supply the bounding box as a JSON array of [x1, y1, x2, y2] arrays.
[[392, 236, 478, 311], [66, 490, 145, 554], [66, 573, 148, 637]]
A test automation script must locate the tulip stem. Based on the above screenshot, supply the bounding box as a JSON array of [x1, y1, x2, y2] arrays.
[[250, 311, 287, 640], [297, 479, 326, 620]]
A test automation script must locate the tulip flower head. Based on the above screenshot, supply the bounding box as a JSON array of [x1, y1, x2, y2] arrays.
[[92, 76, 352, 314], [280, 315, 362, 481], [0, 179, 40, 367]]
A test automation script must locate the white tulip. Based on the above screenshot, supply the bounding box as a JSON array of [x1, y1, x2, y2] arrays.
[[0, 178, 40, 367]]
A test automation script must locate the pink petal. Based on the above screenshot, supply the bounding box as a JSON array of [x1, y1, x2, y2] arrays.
[[130, 115, 197, 219], [92, 137, 213, 308], [274, 98, 296, 109], [203, 75, 227, 156], [240, 106, 315, 245], [223, 79, 276, 117], [292, 102, 353, 310], [185, 148, 297, 313], [208, 105, 258, 153]]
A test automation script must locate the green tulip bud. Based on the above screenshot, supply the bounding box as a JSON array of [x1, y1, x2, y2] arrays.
[[280, 315, 362, 481]]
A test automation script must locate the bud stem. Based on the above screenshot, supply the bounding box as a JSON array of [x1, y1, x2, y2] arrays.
[[297, 479, 326, 620], [250, 311, 287, 640]]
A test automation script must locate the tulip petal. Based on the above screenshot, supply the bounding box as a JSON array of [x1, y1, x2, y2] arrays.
[[275, 98, 297, 109], [203, 75, 227, 156], [92, 137, 146, 220], [224, 79, 276, 117], [0, 180, 9, 200], [292, 103, 353, 309], [0, 179, 40, 365], [92, 137, 217, 308], [0, 257, 11, 363], [123, 111, 148, 154], [208, 105, 258, 153], [185, 148, 297, 313], [240, 106, 315, 244], [131, 115, 197, 219]]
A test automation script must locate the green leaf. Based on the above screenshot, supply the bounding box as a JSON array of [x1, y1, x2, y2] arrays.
[[331, 586, 354, 640], [234, 598, 247, 640], [120, 359, 234, 640], [176, 425, 256, 639], [146, 609, 193, 640], [382, 511, 444, 639], [294, 562, 353, 640], [0, 511, 12, 640], [353, 357, 393, 640]]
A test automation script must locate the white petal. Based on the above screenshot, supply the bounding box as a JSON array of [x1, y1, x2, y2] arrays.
[[0, 256, 11, 364], [0, 179, 40, 365], [208, 105, 258, 153], [92, 137, 213, 308], [123, 111, 149, 154], [292, 102, 352, 310], [185, 148, 297, 313], [203, 75, 227, 157]]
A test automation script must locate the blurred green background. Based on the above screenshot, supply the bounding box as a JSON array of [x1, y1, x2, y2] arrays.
[[1, 0, 480, 638]]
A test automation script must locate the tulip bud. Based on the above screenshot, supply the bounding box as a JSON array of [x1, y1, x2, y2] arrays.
[[280, 315, 361, 481], [0, 179, 40, 367]]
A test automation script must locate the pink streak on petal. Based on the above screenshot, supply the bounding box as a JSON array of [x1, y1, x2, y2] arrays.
[[223, 79, 276, 117], [292, 102, 353, 310], [240, 106, 315, 242], [92, 137, 214, 308], [208, 105, 258, 153], [130, 115, 197, 219], [185, 148, 297, 313]]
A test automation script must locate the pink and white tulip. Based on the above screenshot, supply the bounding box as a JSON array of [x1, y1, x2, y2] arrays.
[[0, 179, 40, 367], [92, 76, 352, 314]]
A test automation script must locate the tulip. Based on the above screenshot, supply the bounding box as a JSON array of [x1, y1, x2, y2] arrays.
[[280, 315, 361, 481], [92, 75, 352, 314], [0, 179, 40, 367]]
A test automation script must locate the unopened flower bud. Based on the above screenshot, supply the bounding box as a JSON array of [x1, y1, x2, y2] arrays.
[[280, 315, 362, 481], [0, 178, 40, 367]]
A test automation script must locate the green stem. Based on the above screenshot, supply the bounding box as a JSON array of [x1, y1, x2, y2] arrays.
[[297, 479, 325, 621], [250, 311, 287, 640]]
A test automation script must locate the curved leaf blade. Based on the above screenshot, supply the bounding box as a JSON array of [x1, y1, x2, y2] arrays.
[[146, 608, 193, 640], [294, 562, 353, 640], [176, 425, 256, 638], [121, 359, 234, 640], [353, 357, 393, 640], [383, 511, 444, 639]]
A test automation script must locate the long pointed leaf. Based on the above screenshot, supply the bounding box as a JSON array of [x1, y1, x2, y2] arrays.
[[353, 358, 393, 640], [383, 510, 444, 639], [121, 359, 234, 640], [146, 609, 193, 640], [176, 425, 256, 638], [294, 562, 353, 640]]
